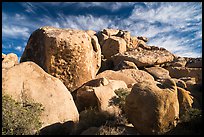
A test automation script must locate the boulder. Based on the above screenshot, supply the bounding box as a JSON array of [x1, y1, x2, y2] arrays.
[[145, 66, 171, 80], [96, 70, 137, 88], [76, 77, 127, 116], [2, 53, 18, 69], [2, 61, 79, 129], [129, 36, 139, 50], [96, 31, 109, 46], [137, 36, 148, 42], [20, 26, 101, 92], [185, 57, 202, 68], [102, 28, 119, 36], [125, 79, 179, 135], [111, 47, 175, 68], [114, 60, 138, 71], [119, 69, 155, 84], [171, 78, 187, 89], [137, 40, 151, 50], [86, 30, 96, 36], [166, 66, 202, 83], [102, 36, 127, 59], [177, 87, 194, 117], [2, 53, 6, 60]]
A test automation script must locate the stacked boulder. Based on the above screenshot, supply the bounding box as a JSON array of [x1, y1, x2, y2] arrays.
[[20, 26, 101, 92], [2, 27, 202, 135]]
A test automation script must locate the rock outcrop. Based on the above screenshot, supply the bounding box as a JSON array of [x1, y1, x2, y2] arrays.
[[20, 26, 101, 92], [2, 53, 18, 69], [111, 46, 175, 68], [2, 61, 79, 129], [76, 77, 127, 116], [3, 27, 202, 135], [125, 79, 179, 135]]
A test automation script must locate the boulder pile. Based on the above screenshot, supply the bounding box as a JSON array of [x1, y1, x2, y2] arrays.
[[2, 27, 202, 135]]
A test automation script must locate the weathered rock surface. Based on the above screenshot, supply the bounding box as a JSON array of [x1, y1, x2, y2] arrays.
[[111, 47, 175, 68], [119, 69, 155, 84], [166, 66, 202, 83], [145, 66, 171, 80], [20, 26, 101, 92], [177, 87, 194, 117], [76, 77, 127, 116], [2, 53, 18, 69], [102, 36, 126, 59], [114, 60, 138, 71], [2, 61, 79, 129], [125, 79, 179, 135], [96, 70, 136, 88], [185, 57, 202, 68]]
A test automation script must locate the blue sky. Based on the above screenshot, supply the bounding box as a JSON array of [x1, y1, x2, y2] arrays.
[[2, 2, 202, 60]]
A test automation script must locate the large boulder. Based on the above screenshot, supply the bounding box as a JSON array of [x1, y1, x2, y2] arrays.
[[185, 57, 202, 68], [111, 46, 175, 68], [166, 66, 202, 83], [96, 70, 137, 88], [119, 69, 155, 84], [177, 87, 194, 117], [145, 66, 171, 80], [76, 77, 127, 116], [125, 79, 179, 135], [2, 53, 18, 69], [20, 26, 101, 92], [102, 36, 127, 59], [2, 61, 79, 129]]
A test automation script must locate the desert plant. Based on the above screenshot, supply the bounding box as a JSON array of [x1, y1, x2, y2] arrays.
[[74, 107, 109, 134], [179, 108, 202, 123], [2, 93, 44, 135], [113, 88, 130, 111]]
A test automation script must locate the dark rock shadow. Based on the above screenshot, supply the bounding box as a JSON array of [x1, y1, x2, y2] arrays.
[[38, 121, 75, 135]]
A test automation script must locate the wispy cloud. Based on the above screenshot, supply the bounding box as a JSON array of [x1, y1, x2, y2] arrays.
[[2, 2, 202, 58], [2, 25, 30, 40]]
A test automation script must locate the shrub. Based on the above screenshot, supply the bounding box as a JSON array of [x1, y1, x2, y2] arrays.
[[113, 88, 130, 112], [74, 107, 109, 134], [180, 108, 202, 123], [2, 93, 44, 135]]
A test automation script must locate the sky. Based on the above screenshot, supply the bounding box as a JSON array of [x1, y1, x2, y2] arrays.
[[2, 2, 202, 60]]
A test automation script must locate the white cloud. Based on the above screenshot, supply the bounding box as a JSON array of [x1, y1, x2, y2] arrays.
[[14, 46, 24, 52], [2, 2, 202, 58], [149, 35, 202, 58], [2, 25, 30, 39]]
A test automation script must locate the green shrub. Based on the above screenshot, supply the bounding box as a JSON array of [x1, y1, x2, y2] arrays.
[[180, 108, 202, 123], [2, 93, 44, 135], [75, 107, 109, 134], [113, 88, 130, 111]]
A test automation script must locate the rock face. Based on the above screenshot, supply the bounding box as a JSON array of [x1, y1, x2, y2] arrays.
[[20, 26, 101, 92], [4, 27, 202, 135], [76, 77, 127, 116], [102, 36, 126, 59], [2, 53, 18, 69], [125, 79, 179, 135], [145, 66, 171, 80], [185, 57, 202, 68], [177, 87, 194, 116], [2, 61, 79, 128], [96, 70, 137, 88], [111, 47, 175, 68], [166, 67, 202, 83]]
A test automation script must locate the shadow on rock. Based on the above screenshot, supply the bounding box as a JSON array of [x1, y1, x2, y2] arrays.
[[38, 121, 75, 135]]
